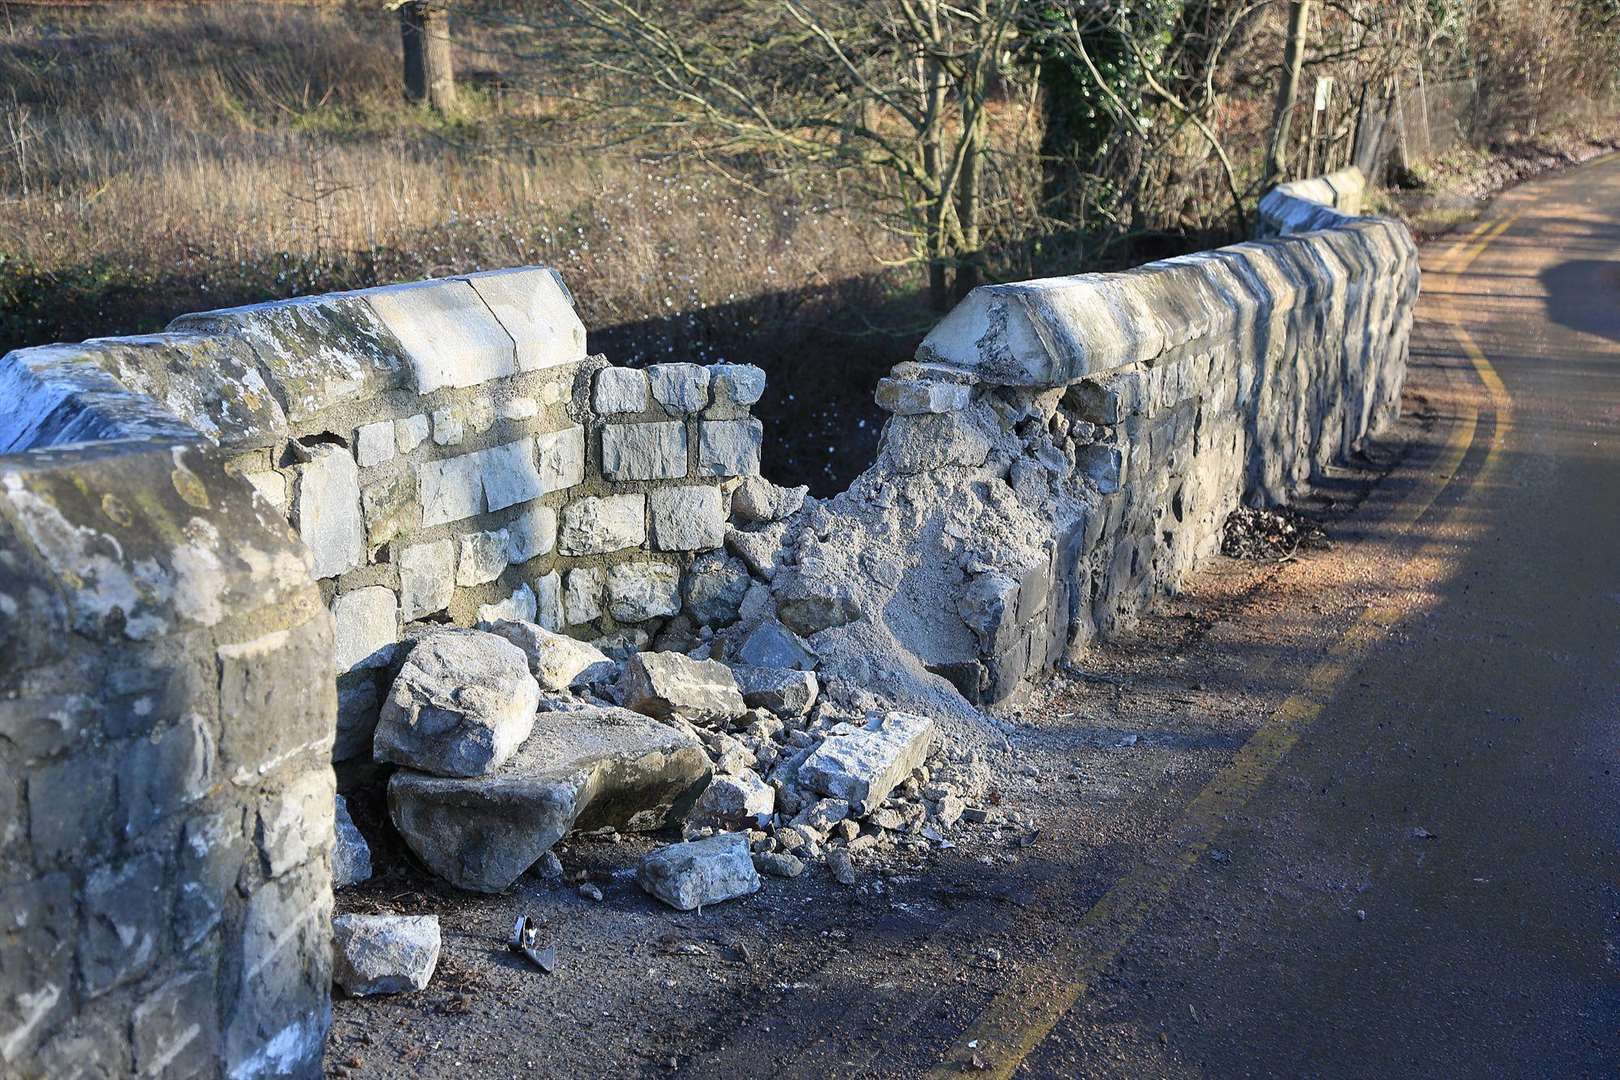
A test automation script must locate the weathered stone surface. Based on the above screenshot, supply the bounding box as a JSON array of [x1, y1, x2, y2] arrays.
[[729, 476, 807, 524], [875, 377, 973, 415], [559, 494, 645, 555], [691, 769, 774, 830], [602, 421, 687, 481], [373, 629, 541, 778], [332, 586, 397, 672], [464, 266, 586, 373], [647, 363, 712, 413], [331, 914, 441, 995], [535, 570, 564, 631], [132, 969, 219, 1078], [80, 853, 164, 996], [334, 794, 373, 889], [365, 277, 516, 395], [456, 528, 510, 586], [293, 444, 363, 579], [698, 418, 763, 476], [483, 619, 615, 691], [879, 410, 993, 473], [564, 567, 604, 625], [594, 367, 649, 414], [776, 579, 863, 637], [607, 560, 682, 623], [619, 651, 746, 723], [480, 439, 547, 512], [798, 712, 935, 814], [225, 866, 331, 1078], [506, 504, 557, 564], [360, 470, 416, 549], [731, 666, 818, 717], [536, 425, 586, 494], [708, 363, 766, 410], [395, 413, 430, 453], [389, 707, 710, 892], [399, 538, 455, 620], [334, 672, 382, 763], [637, 833, 760, 911], [356, 419, 396, 466], [416, 452, 485, 527], [477, 583, 537, 625], [684, 551, 752, 627], [735, 618, 817, 670], [725, 521, 787, 580], [650, 485, 725, 551], [255, 770, 335, 879]]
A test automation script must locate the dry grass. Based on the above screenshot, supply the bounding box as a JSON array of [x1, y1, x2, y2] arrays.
[[0, 1, 905, 363]]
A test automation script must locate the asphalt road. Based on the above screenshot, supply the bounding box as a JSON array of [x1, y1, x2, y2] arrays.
[[999, 158, 1620, 1076]]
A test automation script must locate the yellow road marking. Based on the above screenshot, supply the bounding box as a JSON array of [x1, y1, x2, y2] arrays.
[[926, 213, 1518, 1078]]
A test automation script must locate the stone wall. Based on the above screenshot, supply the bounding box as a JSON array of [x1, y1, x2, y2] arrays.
[[711, 167, 1417, 715], [0, 379, 335, 1076], [1, 269, 767, 764]]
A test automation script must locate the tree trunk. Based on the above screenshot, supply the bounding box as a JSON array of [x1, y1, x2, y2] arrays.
[[1264, 0, 1311, 185], [953, 99, 986, 301], [400, 0, 457, 113]]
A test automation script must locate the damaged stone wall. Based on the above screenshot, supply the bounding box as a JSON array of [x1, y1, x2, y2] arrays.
[[0, 269, 770, 765], [0, 361, 336, 1076], [702, 167, 1416, 718]]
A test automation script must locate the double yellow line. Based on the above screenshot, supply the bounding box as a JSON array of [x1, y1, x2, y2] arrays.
[[924, 213, 1518, 1079]]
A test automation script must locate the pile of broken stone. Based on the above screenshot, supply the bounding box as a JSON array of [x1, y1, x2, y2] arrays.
[[329, 612, 988, 996]]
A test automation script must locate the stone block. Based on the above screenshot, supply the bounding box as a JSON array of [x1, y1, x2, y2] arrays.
[[559, 494, 645, 555], [709, 363, 766, 410], [361, 470, 416, 550], [364, 278, 517, 395], [683, 551, 752, 627], [602, 421, 687, 481], [332, 586, 397, 672], [647, 363, 712, 413], [536, 425, 586, 494], [729, 476, 807, 524], [417, 452, 485, 527], [477, 583, 537, 625], [535, 570, 564, 631], [505, 505, 557, 564], [456, 529, 510, 587], [480, 439, 547, 513], [464, 266, 586, 373], [255, 769, 335, 881], [216, 621, 334, 781], [732, 666, 818, 717], [637, 833, 760, 911], [618, 651, 746, 723], [333, 672, 382, 763], [224, 867, 330, 1080], [356, 420, 395, 467], [798, 711, 935, 815], [28, 752, 116, 864], [875, 377, 973, 414], [332, 915, 441, 996], [398, 539, 455, 620], [333, 795, 373, 890], [0, 875, 74, 1066], [735, 618, 817, 671], [650, 485, 725, 550], [118, 713, 213, 840], [607, 560, 681, 623], [483, 620, 615, 691], [293, 445, 363, 579], [564, 567, 603, 625], [80, 853, 166, 998], [697, 419, 763, 476], [594, 367, 649, 414], [690, 770, 775, 830], [132, 969, 219, 1078], [500, 396, 539, 421], [395, 413, 430, 454]]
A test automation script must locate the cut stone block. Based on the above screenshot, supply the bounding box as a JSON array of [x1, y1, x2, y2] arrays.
[[559, 494, 645, 555], [559, 569, 600, 627], [797, 711, 935, 814], [464, 266, 586, 373], [332, 587, 397, 673], [601, 421, 687, 481], [698, 418, 763, 476], [333, 795, 373, 889], [417, 452, 485, 527], [709, 364, 766, 409], [636, 833, 760, 911], [395, 413, 430, 453], [731, 666, 818, 717], [535, 570, 563, 631], [431, 405, 464, 447], [355, 420, 395, 467], [647, 363, 712, 413], [373, 629, 540, 778], [331, 914, 440, 995], [650, 485, 725, 551], [388, 707, 710, 892], [293, 445, 363, 579], [364, 278, 517, 395], [618, 651, 746, 723], [594, 367, 649, 414], [477, 583, 536, 625], [505, 505, 557, 564], [874, 377, 974, 415], [360, 471, 415, 549], [480, 439, 546, 512], [398, 539, 455, 620], [483, 619, 615, 691], [536, 425, 586, 494], [607, 560, 681, 623], [456, 528, 510, 587]]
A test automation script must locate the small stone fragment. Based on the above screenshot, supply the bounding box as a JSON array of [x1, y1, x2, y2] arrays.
[[637, 834, 761, 911], [691, 770, 775, 830], [729, 477, 808, 524], [826, 848, 857, 886], [684, 552, 752, 627], [333, 795, 372, 890], [731, 666, 818, 717], [752, 851, 804, 879], [331, 915, 440, 996], [578, 882, 604, 902], [735, 619, 817, 671]]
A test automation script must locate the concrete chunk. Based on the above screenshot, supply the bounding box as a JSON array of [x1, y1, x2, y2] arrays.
[[373, 629, 540, 778], [331, 914, 440, 995], [797, 712, 935, 814], [636, 833, 760, 911], [389, 707, 710, 892]]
